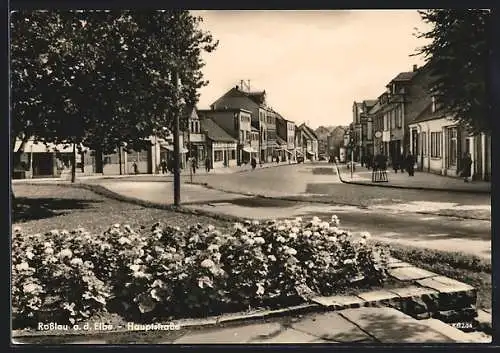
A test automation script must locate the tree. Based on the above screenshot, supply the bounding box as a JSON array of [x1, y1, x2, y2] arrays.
[[414, 9, 492, 134], [11, 10, 218, 183]]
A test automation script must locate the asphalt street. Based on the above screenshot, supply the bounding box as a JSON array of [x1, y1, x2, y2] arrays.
[[91, 163, 491, 259]]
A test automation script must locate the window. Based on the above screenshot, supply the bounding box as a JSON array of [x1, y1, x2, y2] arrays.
[[430, 132, 442, 158], [230, 150, 236, 160], [239, 130, 244, 142], [448, 127, 458, 166], [421, 132, 427, 156], [245, 131, 250, 141], [214, 150, 223, 162], [383, 114, 388, 130], [390, 110, 396, 129], [396, 106, 402, 128]]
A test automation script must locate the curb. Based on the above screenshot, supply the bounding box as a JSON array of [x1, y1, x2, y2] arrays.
[[334, 163, 490, 195]]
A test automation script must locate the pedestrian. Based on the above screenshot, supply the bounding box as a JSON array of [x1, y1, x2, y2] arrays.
[[405, 152, 415, 176], [251, 157, 257, 170], [460, 152, 472, 182], [160, 158, 167, 174], [132, 161, 139, 175], [190, 156, 197, 175], [276, 155, 280, 164], [205, 156, 211, 173]]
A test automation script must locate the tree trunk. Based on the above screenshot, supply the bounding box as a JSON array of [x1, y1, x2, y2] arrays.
[[71, 143, 76, 183], [12, 134, 30, 205], [118, 145, 122, 175]]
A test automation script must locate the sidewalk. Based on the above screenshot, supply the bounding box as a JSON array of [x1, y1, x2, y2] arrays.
[[11, 161, 299, 184], [336, 163, 491, 194]]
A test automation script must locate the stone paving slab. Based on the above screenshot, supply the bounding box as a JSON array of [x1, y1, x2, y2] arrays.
[[386, 261, 414, 269], [173, 322, 283, 344], [311, 295, 366, 309], [246, 328, 334, 344], [356, 290, 399, 304], [338, 307, 463, 343], [387, 285, 439, 298], [291, 312, 374, 343], [388, 266, 438, 281], [417, 276, 475, 294]]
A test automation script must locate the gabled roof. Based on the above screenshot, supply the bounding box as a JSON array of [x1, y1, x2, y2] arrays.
[[411, 103, 450, 125], [298, 123, 318, 140], [211, 86, 267, 110], [200, 118, 237, 143], [367, 101, 382, 115], [363, 100, 378, 108], [391, 71, 416, 83], [246, 91, 266, 105]]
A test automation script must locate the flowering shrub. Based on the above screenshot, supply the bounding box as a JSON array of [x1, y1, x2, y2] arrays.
[[12, 215, 390, 327]]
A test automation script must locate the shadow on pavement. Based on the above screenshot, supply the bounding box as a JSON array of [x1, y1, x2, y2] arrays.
[[13, 197, 102, 223], [312, 168, 337, 175], [225, 197, 300, 208]]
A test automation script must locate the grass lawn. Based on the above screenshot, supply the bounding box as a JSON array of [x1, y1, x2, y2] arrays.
[[12, 184, 231, 234]]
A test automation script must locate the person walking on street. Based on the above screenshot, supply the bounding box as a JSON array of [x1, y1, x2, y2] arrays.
[[205, 156, 211, 173], [405, 152, 415, 176], [190, 156, 197, 175], [132, 161, 139, 175], [276, 155, 280, 164], [460, 152, 473, 182], [160, 158, 167, 174], [251, 157, 257, 170]]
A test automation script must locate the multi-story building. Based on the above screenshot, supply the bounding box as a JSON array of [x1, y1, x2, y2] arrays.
[[276, 115, 296, 162], [327, 126, 347, 158], [197, 108, 254, 165], [200, 118, 238, 170], [210, 85, 270, 163], [297, 123, 319, 161]]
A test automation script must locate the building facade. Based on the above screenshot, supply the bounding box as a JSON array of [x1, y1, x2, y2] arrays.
[[200, 118, 238, 170]]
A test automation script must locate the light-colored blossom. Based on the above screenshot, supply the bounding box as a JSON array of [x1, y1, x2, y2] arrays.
[[70, 257, 83, 266], [343, 259, 354, 265], [268, 255, 277, 262], [207, 224, 216, 232], [277, 236, 286, 243], [44, 247, 54, 255], [23, 283, 41, 294], [254, 237, 265, 245], [290, 227, 299, 234], [118, 236, 132, 245], [303, 230, 312, 237], [13, 226, 22, 233], [113, 223, 120, 228], [201, 259, 215, 268], [59, 249, 73, 259], [360, 232, 371, 240], [16, 262, 30, 271]]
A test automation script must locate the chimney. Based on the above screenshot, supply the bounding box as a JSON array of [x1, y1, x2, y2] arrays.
[[413, 64, 418, 72]]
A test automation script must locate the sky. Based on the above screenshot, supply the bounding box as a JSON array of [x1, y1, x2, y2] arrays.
[[191, 10, 433, 129]]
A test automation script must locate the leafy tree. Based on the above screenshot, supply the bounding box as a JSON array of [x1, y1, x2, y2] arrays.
[[414, 9, 492, 134], [11, 10, 218, 183]]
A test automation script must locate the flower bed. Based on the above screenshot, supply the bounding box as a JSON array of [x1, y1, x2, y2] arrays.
[[12, 215, 390, 329]]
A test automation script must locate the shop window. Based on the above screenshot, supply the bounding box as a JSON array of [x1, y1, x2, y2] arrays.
[[214, 150, 223, 162], [431, 131, 442, 158]]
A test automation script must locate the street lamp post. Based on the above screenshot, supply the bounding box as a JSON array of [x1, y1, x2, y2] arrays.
[[172, 69, 181, 206]]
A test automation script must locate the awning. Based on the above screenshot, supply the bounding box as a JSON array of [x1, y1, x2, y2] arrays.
[[307, 151, 315, 156], [243, 146, 257, 153], [295, 150, 304, 156], [166, 146, 189, 153]]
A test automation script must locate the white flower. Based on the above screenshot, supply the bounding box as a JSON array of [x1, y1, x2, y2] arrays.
[[26, 251, 35, 260], [251, 220, 260, 225], [23, 283, 40, 294], [13, 226, 22, 233], [320, 222, 330, 229], [49, 229, 59, 236], [360, 232, 371, 240], [118, 236, 131, 245], [290, 227, 299, 234], [245, 238, 255, 246], [254, 237, 265, 245], [268, 255, 277, 262], [201, 259, 215, 268], [207, 224, 216, 232], [358, 238, 367, 245], [294, 217, 303, 222], [286, 248, 297, 256], [129, 264, 141, 272], [256, 283, 265, 295], [207, 244, 219, 252], [308, 262, 315, 269], [43, 242, 52, 248], [303, 230, 312, 237], [59, 249, 73, 259], [60, 230, 69, 236], [343, 259, 354, 265], [16, 262, 30, 271], [70, 257, 83, 266], [327, 236, 337, 243], [44, 247, 54, 255], [311, 216, 321, 224], [113, 223, 120, 228], [288, 232, 297, 240], [276, 236, 286, 243], [277, 225, 286, 231]]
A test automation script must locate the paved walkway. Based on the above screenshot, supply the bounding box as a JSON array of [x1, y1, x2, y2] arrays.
[[14, 307, 491, 344], [336, 163, 490, 193]]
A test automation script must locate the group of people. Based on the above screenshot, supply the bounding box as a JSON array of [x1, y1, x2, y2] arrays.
[[361, 152, 416, 177], [158, 156, 213, 175], [360, 151, 473, 182]]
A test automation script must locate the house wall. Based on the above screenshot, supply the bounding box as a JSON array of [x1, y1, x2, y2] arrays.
[[210, 141, 237, 169]]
